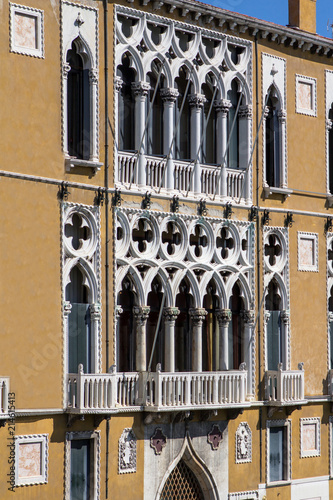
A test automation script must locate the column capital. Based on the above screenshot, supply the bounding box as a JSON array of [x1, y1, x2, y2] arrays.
[[89, 69, 98, 85], [188, 93, 206, 109], [63, 301, 72, 315], [264, 311, 271, 324], [133, 306, 150, 323], [132, 81, 150, 98], [63, 63, 71, 79], [163, 307, 180, 322], [241, 309, 255, 325], [239, 104, 253, 119], [216, 308, 232, 326], [281, 310, 290, 323], [115, 76, 123, 92], [214, 99, 232, 115], [90, 303, 101, 319], [189, 308, 207, 324], [277, 109, 287, 123], [115, 305, 123, 319], [327, 119, 333, 131], [160, 88, 179, 103]]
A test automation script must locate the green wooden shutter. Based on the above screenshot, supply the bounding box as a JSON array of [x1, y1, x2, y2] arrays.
[[70, 439, 90, 500]]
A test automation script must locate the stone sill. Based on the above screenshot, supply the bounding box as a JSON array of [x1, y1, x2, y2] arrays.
[[65, 158, 103, 174], [263, 185, 293, 200]]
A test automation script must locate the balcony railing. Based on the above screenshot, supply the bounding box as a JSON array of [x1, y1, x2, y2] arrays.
[[265, 365, 305, 405], [67, 365, 248, 413], [117, 152, 247, 202], [0, 377, 10, 417], [146, 369, 247, 409]]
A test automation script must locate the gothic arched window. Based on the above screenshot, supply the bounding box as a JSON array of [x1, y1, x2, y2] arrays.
[[228, 282, 244, 370], [265, 90, 281, 187], [66, 40, 91, 160], [227, 80, 241, 169], [175, 67, 191, 161], [117, 53, 136, 152]]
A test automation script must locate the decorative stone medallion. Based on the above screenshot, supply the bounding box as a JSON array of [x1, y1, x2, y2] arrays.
[[236, 422, 252, 464], [150, 428, 167, 455], [119, 428, 137, 474], [207, 424, 223, 451]]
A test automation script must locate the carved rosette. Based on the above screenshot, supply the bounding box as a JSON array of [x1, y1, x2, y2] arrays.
[[216, 309, 232, 326], [132, 81, 150, 98], [189, 308, 208, 325], [188, 93, 206, 109], [150, 428, 167, 455], [214, 98, 232, 116], [207, 424, 223, 451], [133, 306, 150, 325], [163, 307, 180, 323], [235, 422, 252, 464], [160, 88, 179, 103], [119, 428, 137, 474]]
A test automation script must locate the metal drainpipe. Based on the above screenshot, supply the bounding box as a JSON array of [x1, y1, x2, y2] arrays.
[[103, 0, 110, 498], [255, 33, 263, 485]]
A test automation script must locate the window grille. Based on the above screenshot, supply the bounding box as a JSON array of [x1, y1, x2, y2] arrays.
[[160, 460, 205, 500]]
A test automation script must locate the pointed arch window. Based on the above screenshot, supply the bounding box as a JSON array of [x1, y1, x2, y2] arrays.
[[160, 460, 205, 500], [329, 285, 333, 369], [202, 281, 219, 371], [328, 104, 333, 194], [146, 278, 164, 370], [66, 39, 91, 160], [265, 89, 281, 187], [228, 283, 244, 370], [117, 53, 136, 152], [265, 280, 285, 371], [201, 82, 216, 165], [146, 65, 164, 156], [175, 68, 191, 161], [117, 277, 137, 372], [175, 280, 194, 372], [227, 80, 241, 169], [66, 266, 92, 374]]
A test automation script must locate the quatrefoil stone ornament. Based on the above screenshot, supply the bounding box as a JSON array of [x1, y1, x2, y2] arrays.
[[150, 428, 167, 455]]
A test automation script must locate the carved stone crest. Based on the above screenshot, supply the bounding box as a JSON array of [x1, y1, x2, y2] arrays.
[[150, 428, 167, 455], [119, 428, 137, 474], [207, 424, 223, 451], [236, 422, 252, 464]]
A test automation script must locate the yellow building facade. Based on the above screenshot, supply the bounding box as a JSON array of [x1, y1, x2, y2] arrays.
[[1, 0, 333, 498]]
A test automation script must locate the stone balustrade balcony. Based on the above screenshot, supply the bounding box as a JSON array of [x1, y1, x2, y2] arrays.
[[117, 152, 249, 203], [66, 364, 249, 414], [265, 364, 306, 406], [0, 377, 10, 418]]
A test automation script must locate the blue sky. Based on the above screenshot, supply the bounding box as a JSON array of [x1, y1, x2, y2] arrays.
[[205, 0, 333, 39]]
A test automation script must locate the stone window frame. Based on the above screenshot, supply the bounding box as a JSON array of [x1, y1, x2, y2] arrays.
[[297, 231, 319, 272], [300, 417, 321, 458], [65, 430, 100, 500], [295, 74, 317, 117], [9, 3, 44, 58], [15, 434, 48, 486], [266, 419, 291, 485]]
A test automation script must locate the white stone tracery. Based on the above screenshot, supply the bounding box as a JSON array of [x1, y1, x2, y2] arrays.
[[263, 227, 290, 371], [115, 5, 253, 202], [62, 203, 101, 404], [115, 207, 255, 395]]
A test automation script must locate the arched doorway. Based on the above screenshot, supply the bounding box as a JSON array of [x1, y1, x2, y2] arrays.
[[160, 459, 205, 500]]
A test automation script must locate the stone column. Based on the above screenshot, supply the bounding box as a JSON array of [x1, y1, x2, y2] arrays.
[[239, 105, 253, 203], [281, 310, 289, 370], [160, 88, 179, 191], [242, 309, 255, 396], [189, 94, 205, 195], [214, 99, 231, 197], [89, 69, 99, 161], [278, 109, 287, 187], [115, 305, 123, 371], [133, 306, 150, 372], [163, 307, 180, 372], [114, 77, 123, 181], [62, 63, 71, 156], [90, 303, 101, 373], [216, 309, 232, 371], [189, 308, 207, 372], [132, 82, 150, 187]]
